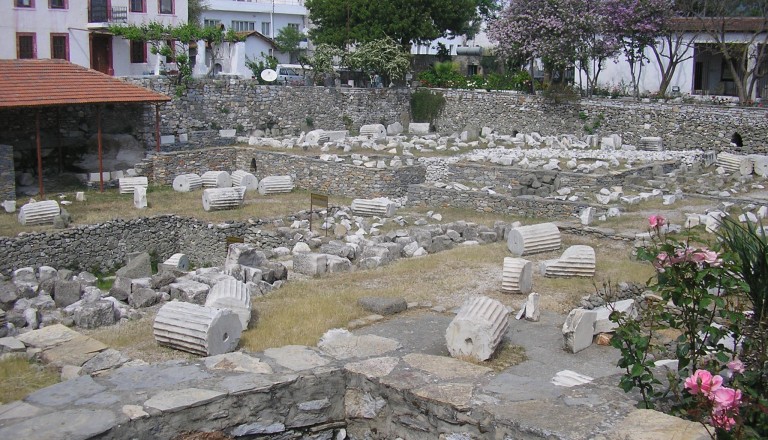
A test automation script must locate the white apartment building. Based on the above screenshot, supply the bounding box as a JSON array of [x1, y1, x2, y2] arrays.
[[199, 0, 308, 76], [1, 0, 188, 76]]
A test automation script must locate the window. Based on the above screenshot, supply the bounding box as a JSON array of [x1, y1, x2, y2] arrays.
[[129, 0, 144, 12], [203, 19, 221, 29], [15, 0, 34, 7], [130, 40, 146, 63], [287, 23, 300, 31], [17, 33, 36, 59], [49, 0, 65, 8], [261, 22, 270, 36], [231, 20, 255, 32], [51, 34, 68, 60], [467, 65, 478, 76], [158, 0, 172, 14]]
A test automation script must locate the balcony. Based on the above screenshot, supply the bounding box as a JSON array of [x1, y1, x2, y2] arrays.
[[88, 0, 128, 28]]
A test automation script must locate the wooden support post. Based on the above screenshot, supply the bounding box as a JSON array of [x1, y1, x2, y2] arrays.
[[98, 105, 104, 192], [36, 110, 44, 199], [155, 104, 161, 152]]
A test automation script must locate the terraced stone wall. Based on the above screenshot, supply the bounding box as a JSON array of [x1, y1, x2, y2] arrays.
[[245, 150, 426, 198], [0, 144, 14, 202], [0, 216, 247, 276], [406, 184, 591, 219], [434, 90, 768, 153]]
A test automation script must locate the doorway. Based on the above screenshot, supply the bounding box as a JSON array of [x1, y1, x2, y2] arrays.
[[90, 34, 113, 75]]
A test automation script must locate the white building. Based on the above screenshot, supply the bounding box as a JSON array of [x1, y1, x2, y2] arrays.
[[1, 0, 188, 76], [198, 0, 308, 77], [577, 18, 768, 101]]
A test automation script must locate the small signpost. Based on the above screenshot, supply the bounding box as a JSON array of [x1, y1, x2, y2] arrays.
[[310, 193, 329, 235], [225, 236, 244, 253]]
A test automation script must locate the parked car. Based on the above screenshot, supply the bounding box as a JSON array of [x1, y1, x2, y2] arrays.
[[276, 65, 304, 85]]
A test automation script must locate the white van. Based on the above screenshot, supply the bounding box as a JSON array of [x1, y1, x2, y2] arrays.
[[276, 65, 304, 85]]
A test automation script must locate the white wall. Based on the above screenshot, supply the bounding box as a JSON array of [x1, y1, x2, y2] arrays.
[[579, 31, 765, 98], [0, 3, 90, 66]]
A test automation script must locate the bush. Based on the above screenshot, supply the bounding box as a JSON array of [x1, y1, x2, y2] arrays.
[[410, 89, 446, 127]]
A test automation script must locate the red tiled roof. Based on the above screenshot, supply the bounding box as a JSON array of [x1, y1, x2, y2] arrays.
[[669, 17, 768, 33], [0, 59, 170, 109]]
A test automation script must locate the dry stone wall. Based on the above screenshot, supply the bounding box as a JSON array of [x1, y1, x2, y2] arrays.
[[0, 213, 300, 276], [406, 184, 590, 219], [434, 89, 768, 153], [136, 147, 426, 198], [245, 150, 426, 198], [0, 145, 14, 202]]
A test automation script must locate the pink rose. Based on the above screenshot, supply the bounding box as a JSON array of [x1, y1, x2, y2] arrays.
[[711, 410, 737, 431], [727, 359, 745, 374], [653, 252, 670, 272], [649, 215, 665, 228], [712, 387, 742, 411], [684, 369, 723, 396], [690, 248, 723, 267]]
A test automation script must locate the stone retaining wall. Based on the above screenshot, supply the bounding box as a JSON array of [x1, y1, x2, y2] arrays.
[[434, 90, 768, 153], [445, 161, 679, 190], [0, 216, 254, 276], [246, 150, 426, 198], [0, 144, 14, 202], [136, 147, 426, 198], [406, 184, 591, 219]]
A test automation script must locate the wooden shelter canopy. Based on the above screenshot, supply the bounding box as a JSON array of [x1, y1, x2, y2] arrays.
[[0, 59, 170, 109]]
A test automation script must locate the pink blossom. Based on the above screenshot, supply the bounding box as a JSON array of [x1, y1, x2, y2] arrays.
[[648, 214, 665, 228], [689, 248, 723, 267], [712, 387, 742, 411], [684, 370, 723, 397], [653, 251, 670, 272], [727, 359, 745, 374], [710, 409, 737, 431]]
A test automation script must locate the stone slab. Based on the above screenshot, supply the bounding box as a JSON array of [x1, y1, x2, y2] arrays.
[[218, 373, 298, 395], [25, 375, 106, 407], [144, 387, 225, 413], [263, 345, 331, 371], [15, 324, 79, 349], [343, 357, 400, 379], [318, 330, 401, 360], [107, 362, 211, 391], [403, 353, 492, 380], [0, 401, 40, 421], [203, 352, 273, 374], [412, 383, 475, 411], [606, 409, 711, 440], [40, 335, 108, 367], [0, 409, 115, 440]]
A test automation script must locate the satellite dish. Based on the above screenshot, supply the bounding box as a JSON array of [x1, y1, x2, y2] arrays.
[[261, 69, 277, 82]]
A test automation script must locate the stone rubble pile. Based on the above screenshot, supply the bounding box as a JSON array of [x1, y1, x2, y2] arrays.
[[0, 248, 288, 338]]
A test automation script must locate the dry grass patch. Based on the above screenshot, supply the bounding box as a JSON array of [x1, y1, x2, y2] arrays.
[[243, 243, 510, 352], [532, 235, 654, 313], [0, 187, 351, 237], [459, 343, 528, 372], [0, 356, 59, 404], [81, 310, 195, 364]]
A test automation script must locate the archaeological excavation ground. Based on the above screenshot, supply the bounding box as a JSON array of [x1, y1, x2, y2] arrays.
[[0, 83, 767, 439]]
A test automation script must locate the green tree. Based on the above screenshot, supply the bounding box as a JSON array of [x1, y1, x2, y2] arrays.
[[188, 0, 208, 25], [299, 44, 345, 85], [109, 21, 242, 92], [345, 37, 412, 85], [274, 26, 305, 63], [305, 0, 490, 49]]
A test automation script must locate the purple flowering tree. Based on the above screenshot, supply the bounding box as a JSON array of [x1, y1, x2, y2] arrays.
[[603, 0, 669, 97], [487, 0, 592, 87], [488, 0, 622, 95]]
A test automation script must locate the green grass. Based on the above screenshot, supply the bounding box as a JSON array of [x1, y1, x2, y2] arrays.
[[0, 356, 60, 404]]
